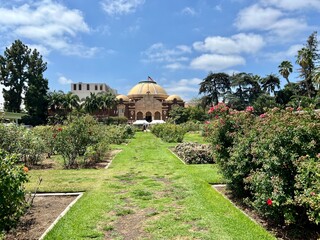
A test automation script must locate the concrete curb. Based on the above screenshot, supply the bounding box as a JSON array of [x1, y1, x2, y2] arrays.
[[211, 185, 261, 226], [167, 148, 186, 165], [38, 192, 84, 240]]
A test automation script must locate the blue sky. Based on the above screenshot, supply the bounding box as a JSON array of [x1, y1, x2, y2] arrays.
[[0, 0, 319, 104]]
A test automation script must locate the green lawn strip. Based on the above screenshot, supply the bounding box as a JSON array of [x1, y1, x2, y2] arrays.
[[42, 132, 274, 239], [183, 132, 208, 144], [25, 169, 106, 192]]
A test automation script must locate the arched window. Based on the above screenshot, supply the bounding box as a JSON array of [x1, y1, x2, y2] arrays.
[[137, 112, 143, 120], [154, 111, 161, 120]]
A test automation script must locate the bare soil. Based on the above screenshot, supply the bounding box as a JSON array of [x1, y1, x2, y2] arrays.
[[213, 185, 320, 240], [5, 195, 77, 240]]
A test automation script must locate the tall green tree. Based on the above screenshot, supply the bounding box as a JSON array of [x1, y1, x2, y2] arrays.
[[24, 49, 49, 125], [296, 31, 319, 97], [229, 72, 261, 109], [97, 92, 117, 117], [63, 92, 80, 112], [0, 40, 30, 112], [278, 60, 293, 84], [199, 72, 231, 106], [83, 92, 100, 114], [260, 74, 280, 95]]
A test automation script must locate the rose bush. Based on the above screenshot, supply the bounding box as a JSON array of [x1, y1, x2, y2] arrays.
[[206, 103, 320, 226], [0, 150, 29, 231]]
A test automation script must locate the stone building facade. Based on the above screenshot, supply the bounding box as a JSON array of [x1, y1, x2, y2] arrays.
[[115, 79, 184, 122]]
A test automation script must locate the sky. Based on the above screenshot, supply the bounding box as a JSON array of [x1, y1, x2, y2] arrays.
[[0, 0, 319, 104]]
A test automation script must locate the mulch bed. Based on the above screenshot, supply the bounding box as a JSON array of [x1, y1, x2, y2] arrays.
[[5, 195, 77, 240], [213, 185, 320, 240]]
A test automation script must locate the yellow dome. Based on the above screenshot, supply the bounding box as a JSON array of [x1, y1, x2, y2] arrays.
[[116, 94, 129, 102], [128, 80, 168, 99], [166, 95, 183, 101]]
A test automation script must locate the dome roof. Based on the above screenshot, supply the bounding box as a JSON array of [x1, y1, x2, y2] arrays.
[[166, 95, 183, 101], [128, 80, 168, 99], [116, 94, 129, 102]]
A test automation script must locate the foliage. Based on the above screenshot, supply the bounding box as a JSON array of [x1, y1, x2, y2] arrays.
[[0, 150, 29, 231], [0, 40, 30, 113], [174, 142, 214, 164], [0, 40, 48, 123], [296, 31, 319, 98], [23, 49, 49, 125], [53, 116, 103, 168], [98, 116, 128, 125], [102, 124, 135, 144], [180, 121, 203, 132], [169, 105, 190, 124], [151, 123, 186, 142], [0, 124, 46, 165], [199, 72, 231, 106], [206, 107, 320, 226]]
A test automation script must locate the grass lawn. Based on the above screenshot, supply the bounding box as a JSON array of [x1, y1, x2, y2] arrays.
[[27, 132, 275, 239], [183, 132, 208, 144]]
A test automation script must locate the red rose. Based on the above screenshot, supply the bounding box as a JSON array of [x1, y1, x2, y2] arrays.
[[266, 198, 272, 206]]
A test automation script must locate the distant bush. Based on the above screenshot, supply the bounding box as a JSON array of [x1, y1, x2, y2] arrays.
[[0, 150, 29, 231], [0, 124, 46, 165], [174, 142, 214, 164], [151, 124, 186, 143], [180, 121, 203, 132], [102, 125, 135, 144]]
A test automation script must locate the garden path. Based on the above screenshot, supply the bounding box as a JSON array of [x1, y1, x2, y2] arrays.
[[44, 132, 275, 239]]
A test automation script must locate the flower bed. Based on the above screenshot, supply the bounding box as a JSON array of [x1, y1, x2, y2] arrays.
[[174, 142, 214, 164]]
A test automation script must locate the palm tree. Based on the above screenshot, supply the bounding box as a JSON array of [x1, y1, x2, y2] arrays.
[[83, 92, 100, 114], [260, 74, 280, 95], [63, 92, 80, 112], [296, 32, 319, 97], [97, 92, 118, 117], [278, 60, 293, 84], [48, 90, 65, 111], [199, 72, 231, 106]]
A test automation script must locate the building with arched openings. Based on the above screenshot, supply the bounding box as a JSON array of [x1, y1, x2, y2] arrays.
[[116, 78, 184, 122]]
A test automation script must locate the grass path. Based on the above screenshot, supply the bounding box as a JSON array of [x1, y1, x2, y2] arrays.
[[41, 132, 274, 239]]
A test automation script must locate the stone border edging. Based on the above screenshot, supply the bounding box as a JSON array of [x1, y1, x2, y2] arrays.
[[211, 185, 262, 227], [38, 192, 84, 240], [167, 148, 186, 165]]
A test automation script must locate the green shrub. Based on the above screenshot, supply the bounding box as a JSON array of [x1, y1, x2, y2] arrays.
[[207, 104, 320, 226], [180, 121, 203, 132], [54, 116, 103, 168], [0, 150, 29, 231], [0, 124, 46, 165], [102, 125, 135, 144], [151, 124, 186, 143], [174, 142, 214, 164]]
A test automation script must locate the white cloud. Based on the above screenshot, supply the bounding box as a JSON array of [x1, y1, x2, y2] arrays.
[[190, 54, 246, 71], [265, 44, 303, 62], [260, 0, 320, 11], [193, 33, 265, 55], [0, 0, 97, 57], [165, 63, 185, 70], [101, 0, 145, 16], [58, 76, 73, 85], [142, 43, 191, 64], [235, 3, 311, 40], [164, 78, 202, 101], [181, 7, 196, 16], [235, 4, 283, 30]]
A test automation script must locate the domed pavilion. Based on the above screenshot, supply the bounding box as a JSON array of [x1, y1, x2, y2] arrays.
[[115, 78, 184, 122]]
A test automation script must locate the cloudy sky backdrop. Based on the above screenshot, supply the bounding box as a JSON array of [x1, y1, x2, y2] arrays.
[[0, 0, 319, 102]]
